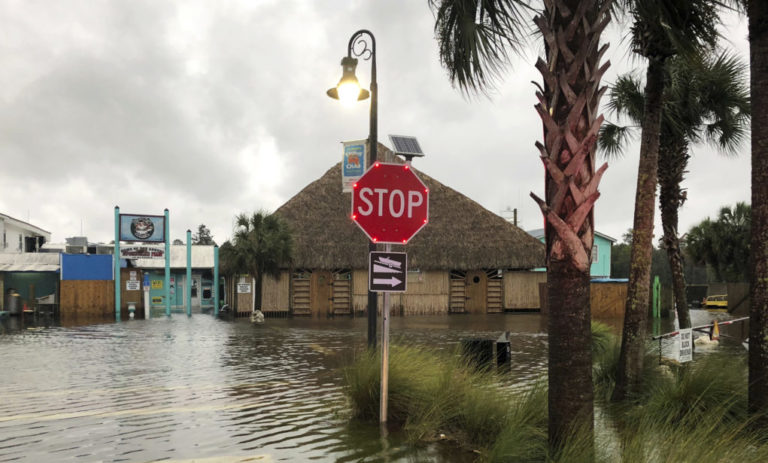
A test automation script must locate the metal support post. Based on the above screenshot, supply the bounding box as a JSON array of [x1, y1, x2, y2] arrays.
[[114, 206, 120, 322], [380, 243, 391, 423]]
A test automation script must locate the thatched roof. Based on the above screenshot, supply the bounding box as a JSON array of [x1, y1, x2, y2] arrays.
[[275, 147, 544, 271]]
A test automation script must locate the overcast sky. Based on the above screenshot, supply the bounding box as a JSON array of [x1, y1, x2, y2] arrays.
[[0, 1, 751, 247]]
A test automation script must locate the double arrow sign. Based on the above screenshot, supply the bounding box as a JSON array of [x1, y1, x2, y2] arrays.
[[369, 251, 407, 292]]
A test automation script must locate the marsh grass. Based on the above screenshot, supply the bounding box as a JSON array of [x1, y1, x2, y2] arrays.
[[343, 344, 533, 448], [342, 329, 768, 462], [632, 352, 748, 425], [612, 407, 768, 463]]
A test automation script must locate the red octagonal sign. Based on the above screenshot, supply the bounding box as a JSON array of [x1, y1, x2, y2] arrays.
[[351, 162, 429, 244]]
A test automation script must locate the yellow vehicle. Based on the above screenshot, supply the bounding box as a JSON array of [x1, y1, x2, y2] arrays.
[[703, 294, 728, 311]]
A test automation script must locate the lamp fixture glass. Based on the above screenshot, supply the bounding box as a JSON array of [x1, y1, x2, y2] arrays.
[[327, 56, 370, 106]]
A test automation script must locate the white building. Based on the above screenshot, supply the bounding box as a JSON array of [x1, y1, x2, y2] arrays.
[[0, 213, 51, 254]]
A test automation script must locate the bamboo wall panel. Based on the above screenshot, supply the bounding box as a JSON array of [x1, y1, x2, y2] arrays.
[[590, 283, 627, 319], [351, 270, 453, 315], [504, 272, 547, 309], [261, 271, 290, 312], [353, 270, 368, 314], [60, 280, 114, 318], [236, 277, 253, 315], [389, 271, 452, 316], [225, 277, 236, 309]]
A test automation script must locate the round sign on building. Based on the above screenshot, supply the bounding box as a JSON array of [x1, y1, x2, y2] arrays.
[[351, 162, 429, 244]]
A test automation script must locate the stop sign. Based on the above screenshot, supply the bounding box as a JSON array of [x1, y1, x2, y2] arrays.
[[351, 162, 429, 244]]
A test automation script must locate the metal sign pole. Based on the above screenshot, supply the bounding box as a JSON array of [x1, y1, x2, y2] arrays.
[[380, 243, 391, 423]]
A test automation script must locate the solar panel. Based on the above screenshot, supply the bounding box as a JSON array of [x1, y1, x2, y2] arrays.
[[389, 135, 425, 158]]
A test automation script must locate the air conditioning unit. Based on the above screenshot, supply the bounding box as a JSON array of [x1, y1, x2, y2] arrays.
[[65, 245, 87, 254]]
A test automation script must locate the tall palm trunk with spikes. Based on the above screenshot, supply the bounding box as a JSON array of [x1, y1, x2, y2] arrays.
[[658, 137, 691, 329], [530, 0, 611, 447], [613, 58, 666, 401]]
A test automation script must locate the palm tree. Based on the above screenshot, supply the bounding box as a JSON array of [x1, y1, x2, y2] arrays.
[[232, 212, 293, 311], [686, 203, 751, 283], [599, 52, 750, 329], [611, 0, 721, 401], [746, 0, 768, 425], [431, 0, 612, 448]]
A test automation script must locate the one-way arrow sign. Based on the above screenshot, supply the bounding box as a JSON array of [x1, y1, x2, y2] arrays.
[[369, 251, 407, 292]]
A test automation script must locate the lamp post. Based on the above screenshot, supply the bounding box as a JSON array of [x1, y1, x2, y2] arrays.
[[328, 30, 378, 349]]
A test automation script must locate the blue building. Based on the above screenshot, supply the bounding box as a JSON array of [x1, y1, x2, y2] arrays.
[[526, 229, 616, 279]]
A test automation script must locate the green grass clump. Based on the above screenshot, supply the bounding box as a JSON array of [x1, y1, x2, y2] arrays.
[[342, 344, 545, 451], [343, 329, 767, 462], [486, 384, 548, 462], [615, 407, 768, 463], [591, 321, 615, 357], [632, 352, 748, 425]]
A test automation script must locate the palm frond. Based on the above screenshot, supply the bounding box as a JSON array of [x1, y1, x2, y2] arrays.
[[607, 74, 645, 121], [629, 0, 721, 60], [430, 0, 530, 94], [598, 122, 635, 159]]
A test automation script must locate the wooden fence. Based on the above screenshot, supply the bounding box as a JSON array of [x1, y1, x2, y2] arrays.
[[60, 280, 114, 319]]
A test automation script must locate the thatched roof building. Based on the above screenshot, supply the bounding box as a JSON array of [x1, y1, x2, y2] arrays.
[[275, 151, 544, 271]]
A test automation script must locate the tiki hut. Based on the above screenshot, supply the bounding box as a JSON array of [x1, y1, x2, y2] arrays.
[[260, 147, 545, 317]]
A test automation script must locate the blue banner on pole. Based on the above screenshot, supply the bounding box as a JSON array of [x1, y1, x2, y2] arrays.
[[342, 139, 366, 192]]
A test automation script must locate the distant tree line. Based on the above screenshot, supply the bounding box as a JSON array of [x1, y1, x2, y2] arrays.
[[611, 202, 751, 285]]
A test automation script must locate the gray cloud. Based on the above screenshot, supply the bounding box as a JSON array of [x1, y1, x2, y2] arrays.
[[0, 1, 751, 249]]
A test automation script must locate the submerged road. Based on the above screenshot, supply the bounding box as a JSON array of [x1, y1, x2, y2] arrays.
[[0, 311, 737, 462]]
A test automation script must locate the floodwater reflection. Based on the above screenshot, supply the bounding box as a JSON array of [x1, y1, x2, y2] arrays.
[[0, 310, 743, 462]]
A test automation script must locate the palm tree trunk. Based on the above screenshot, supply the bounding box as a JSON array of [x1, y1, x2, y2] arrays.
[[748, 0, 768, 425], [547, 260, 593, 444], [613, 57, 666, 401], [658, 138, 691, 329], [531, 0, 611, 449]]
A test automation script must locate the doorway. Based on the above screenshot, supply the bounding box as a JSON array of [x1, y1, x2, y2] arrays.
[[465, 270, 487, 314], [191, 275, 202, 308], [311, 270, 332, 317]]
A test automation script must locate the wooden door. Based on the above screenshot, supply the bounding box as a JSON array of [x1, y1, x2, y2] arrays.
[[465, 270, 487, 314], [311, 270, 332, 317]]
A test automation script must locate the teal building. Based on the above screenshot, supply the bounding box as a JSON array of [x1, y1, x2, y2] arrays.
[[526, 229, 616, 278], [133, 245, 218, 315]]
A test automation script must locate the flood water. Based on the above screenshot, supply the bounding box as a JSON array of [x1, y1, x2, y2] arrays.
[[0, 310, 744, 463]]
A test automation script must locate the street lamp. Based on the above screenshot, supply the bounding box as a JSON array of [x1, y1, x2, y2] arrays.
[[328, 30, 378, 349]]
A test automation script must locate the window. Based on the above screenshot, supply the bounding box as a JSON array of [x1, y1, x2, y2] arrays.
[[18, 235, 22, 252], [591, 245, 599, 263]]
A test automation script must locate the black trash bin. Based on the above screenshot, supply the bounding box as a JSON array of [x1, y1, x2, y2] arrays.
[[496, 332, 511, 366], [461, 338, 495, 368]]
